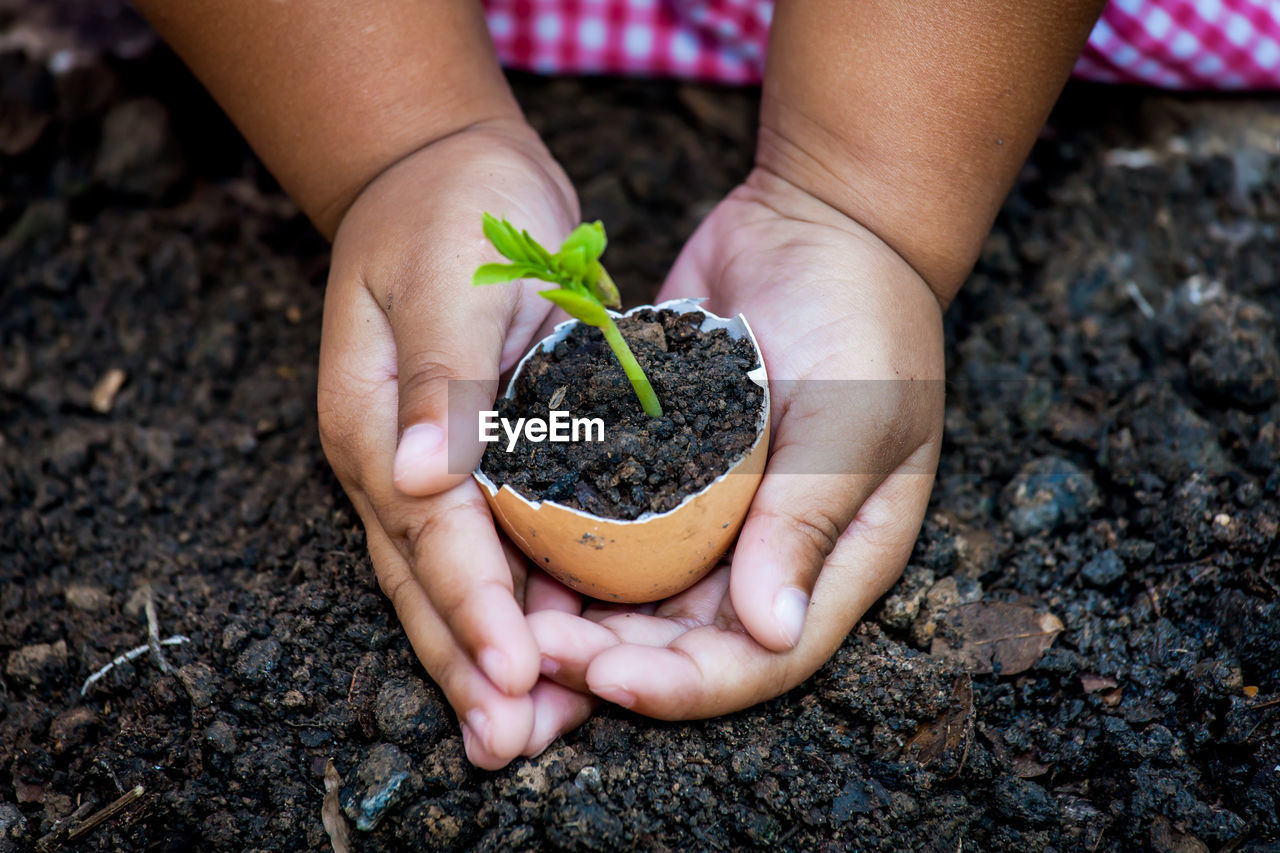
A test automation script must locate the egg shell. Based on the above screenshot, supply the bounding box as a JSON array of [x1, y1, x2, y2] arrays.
[[473, 298, 770, 602]]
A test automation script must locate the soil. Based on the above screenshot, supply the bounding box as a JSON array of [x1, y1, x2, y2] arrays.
[[480, 308, 764, 520], [2, 7, 1279, 853]]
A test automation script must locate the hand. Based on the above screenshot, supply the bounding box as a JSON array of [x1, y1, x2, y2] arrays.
[[317, 120, 595, 767], [530, 168, 946, 717]]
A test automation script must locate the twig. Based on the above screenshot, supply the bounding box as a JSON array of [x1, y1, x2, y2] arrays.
[[80, 637, 191, 696], [36, 798, 97, 850], [144, 589, 172, 675], [346, 664, 362, 704], [1124, 281, 1155, 319], [66, 785, 145, 842], [322, 760, 351, 853]]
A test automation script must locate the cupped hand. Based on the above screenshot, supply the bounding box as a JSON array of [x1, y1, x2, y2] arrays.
[[531, 167, 946, 717], [317, 120, 595, 767]]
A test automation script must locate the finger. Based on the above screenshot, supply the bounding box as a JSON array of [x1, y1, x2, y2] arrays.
[[532, 566, 731, 694], [523, 567, 582, 616], [364, 521, 534, 768], [527, 610, 622, 692], [404, 480, 542, 696], [386, 281, 505, 497], [586, 456, 937, 719], [522, 679, 598, 757]]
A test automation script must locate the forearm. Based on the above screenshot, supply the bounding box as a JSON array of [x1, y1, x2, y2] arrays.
[[135, 0, 519, 238], [760, 0, 1105, 304]]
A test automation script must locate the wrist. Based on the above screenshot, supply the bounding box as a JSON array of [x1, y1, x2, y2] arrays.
[[753, 108, 993, 310]]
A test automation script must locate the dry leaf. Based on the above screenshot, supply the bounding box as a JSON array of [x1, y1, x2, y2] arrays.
[[322, 759, 351, 853], [930, 602, 1065, 675], [1149, 815, 1209, 853], [1080, 674, 1118, 694], [1012, 752, 1051, 778], [905, 675, 973, 770]]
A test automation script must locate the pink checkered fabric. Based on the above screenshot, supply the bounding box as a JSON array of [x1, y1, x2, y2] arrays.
[[482, 0, 1280, 89], [1078, 0, 1280, 88]]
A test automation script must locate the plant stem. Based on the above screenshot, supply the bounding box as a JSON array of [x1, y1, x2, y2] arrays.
[[600, 317, 663, 417]]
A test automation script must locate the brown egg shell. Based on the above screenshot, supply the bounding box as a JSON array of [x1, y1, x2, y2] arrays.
[[473, 298, 770, 603]]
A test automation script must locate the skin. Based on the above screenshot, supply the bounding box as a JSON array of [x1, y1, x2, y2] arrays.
[[135, 0, 1105, 767]]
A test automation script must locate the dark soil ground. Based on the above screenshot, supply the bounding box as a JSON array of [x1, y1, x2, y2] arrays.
[[2, 6, 1279, 852], [482, 308, 765, 519]]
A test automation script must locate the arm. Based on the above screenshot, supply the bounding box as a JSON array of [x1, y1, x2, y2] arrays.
[[135, 0, 594, 768], [760, 0, 1107, 304], [533, 2, 1109, 718], [133, 0, 520, 238]]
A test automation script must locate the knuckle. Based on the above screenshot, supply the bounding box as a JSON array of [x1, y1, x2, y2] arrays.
[[397, 349, 462, 413], [378, 570, 418, 616], [773, 503, 843, 566]]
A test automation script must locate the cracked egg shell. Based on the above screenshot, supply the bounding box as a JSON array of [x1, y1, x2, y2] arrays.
[[473, 298, 770, 603]]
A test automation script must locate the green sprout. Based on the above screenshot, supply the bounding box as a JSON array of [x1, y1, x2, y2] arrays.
[[473, 213, 663, 418]]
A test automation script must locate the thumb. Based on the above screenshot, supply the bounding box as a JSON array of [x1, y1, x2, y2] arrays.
[[390, 290, 509, 497], [729, 379, 932, 651], [729, 468, 876, 652]]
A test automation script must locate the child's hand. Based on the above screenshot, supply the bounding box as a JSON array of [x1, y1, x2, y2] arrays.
[[317, 120, 595, 767], [529, 168, 945, 716]]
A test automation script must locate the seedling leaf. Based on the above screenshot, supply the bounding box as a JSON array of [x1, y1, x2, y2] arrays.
[[592, 265, 621, 308], [474, 212, 662, 416], [481, 214, 529, 264], [560, 222, 606, 262], [538, 288, 611, 327], [473, 262, 541, 286]]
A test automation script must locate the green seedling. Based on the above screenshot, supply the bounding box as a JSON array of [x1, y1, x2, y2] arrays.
[[473, 213, 663, 418]]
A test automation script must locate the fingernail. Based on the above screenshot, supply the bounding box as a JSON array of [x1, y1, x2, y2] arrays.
[[773, 586, 809, 648], [591, 685, 636, 708], [539, 654, 560, 677], [393, 423, 445, 486], [478, 647, 511, 691], [465, 708, 491, 749]]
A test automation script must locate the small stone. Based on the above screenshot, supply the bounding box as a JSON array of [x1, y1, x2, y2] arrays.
[[953, 525, 998, 578], [282, 689, 306, 709], [64, 583, 110, 612], [5, 641, 68, 689], [374, 678, 446, 745], [49, 707, 99, 755], [233, 637, 282, 685], [1001, 457, 1100, 537], [0, 801, 26, 842], [831, 777, 884, 821], [629, 321, 668, 352], [876, 565, 935, 632], [90, 368, 127, 414], [220, 622, 249, 652], [1080, 550, 1126, 587], [93, 98, 184, 200], [340, 743, 418, 832], [177, 662, 218, 708], [512, 762, 549, 797], [910, 576, 983, 647], [204, 720, 237, 754], [991, 777, 1054, 827], [574, 765, 602, 793]]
